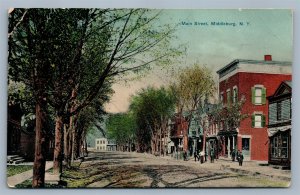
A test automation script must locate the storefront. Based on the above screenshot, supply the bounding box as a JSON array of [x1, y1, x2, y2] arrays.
[[268, 126, 291, 167]]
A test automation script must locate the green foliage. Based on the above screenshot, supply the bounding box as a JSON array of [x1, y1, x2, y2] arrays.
[[7, 165, 32, 177], [129, 86, 176, 152], [210, 98, 249, 131], [106, 112, 137, 146], [172, 64, 216, 113]]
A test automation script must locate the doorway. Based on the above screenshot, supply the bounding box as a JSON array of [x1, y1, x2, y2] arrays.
[[242, 138, 250, 160]]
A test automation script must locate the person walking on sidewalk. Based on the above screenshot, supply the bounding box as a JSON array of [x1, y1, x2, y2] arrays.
[[183, 150, 188, 161], [237, 150, 244, 166], [231, 149, 236, 162], [194, 151, 198, 162], [210, 149, 215, 163], [199, 150, 204, 164]]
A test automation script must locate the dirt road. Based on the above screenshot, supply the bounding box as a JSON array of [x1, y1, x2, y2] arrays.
[[61, 151, 290, 188]]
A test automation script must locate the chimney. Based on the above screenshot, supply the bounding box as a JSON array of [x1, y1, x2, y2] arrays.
[[264, 55, 272, 61]]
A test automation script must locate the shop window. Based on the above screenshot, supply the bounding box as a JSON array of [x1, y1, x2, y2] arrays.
[[271, 132, 289, 158]]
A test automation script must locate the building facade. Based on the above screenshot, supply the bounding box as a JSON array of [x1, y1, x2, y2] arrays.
[[170, 114, 189, 154], [95, 138, 107, 151], [267, 81, 291, 167], [216, 55, 292, 161], [107, 139, 117, 151]]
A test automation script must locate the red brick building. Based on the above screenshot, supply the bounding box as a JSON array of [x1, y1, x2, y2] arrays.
[[170, 114, 189, 153], [216, 55, 292, 161]]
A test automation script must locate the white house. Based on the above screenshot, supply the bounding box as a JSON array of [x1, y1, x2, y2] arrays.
[[95, 138, 107, 151]]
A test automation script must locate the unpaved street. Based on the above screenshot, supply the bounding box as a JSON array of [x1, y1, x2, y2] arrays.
[[62, 151, 290, 188]]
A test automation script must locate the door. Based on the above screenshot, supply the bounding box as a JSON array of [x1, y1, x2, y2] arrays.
[[242, 138, 250, 160]]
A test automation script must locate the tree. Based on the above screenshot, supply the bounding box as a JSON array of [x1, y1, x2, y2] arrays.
[[171, 65, 216, 153], [129, 86, 176, 155], [211, 96, 249, 132], [106, 113, 137, 151], [8, 8, 181, 186]]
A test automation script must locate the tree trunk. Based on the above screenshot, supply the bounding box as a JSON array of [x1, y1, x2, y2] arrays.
[[32, 99, 48, 188], [53, 115, 63, 174], [64, 124, 70, 168], [159, 127, 162, 156], [84, 137, 88, 156], [202, 127, 206, 157], [67, 128, 72, 167]]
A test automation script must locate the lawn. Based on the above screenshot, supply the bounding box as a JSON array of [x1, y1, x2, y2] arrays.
[[7, 165, 33, 177]]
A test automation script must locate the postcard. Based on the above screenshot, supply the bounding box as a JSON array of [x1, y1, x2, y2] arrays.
[[7, 8, 292, 188]]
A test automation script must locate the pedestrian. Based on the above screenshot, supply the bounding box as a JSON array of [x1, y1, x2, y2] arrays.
[[199, 150, 204, 164], [237, 150, 244, 166], [210, 149, 215, 163], [231, 149, 236, 162], [183, 150, 188, 161], [194, 151, 197, 162]]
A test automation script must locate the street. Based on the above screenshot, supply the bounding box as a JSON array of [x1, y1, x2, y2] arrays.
[[61, 151, 291, 188]]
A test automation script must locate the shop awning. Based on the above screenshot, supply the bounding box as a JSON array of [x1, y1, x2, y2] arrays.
[[268, 125, 291, 137]]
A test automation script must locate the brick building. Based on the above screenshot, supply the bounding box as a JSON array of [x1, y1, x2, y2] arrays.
[[170, 114, 189, 154], [216, 55, 292, 161]]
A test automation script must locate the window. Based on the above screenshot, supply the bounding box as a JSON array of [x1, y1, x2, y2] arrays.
[[252, 86, 266, 105], [277, 101, 282, 121], [220, 92, 224, 104], [252, 114, 265, 128], [226, 89, 231, 105], [255, 88, 262, 104], [233, 86, 238, 103], [97, 140, 99, 144], [271, 132, 289, 158]]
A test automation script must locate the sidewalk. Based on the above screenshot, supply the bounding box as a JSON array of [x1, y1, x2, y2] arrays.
[[164, 155, 291, 181], [7, 161, 53, 188]]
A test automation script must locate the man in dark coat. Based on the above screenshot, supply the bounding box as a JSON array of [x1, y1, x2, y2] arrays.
[[183, 150, 188, 161], [237, 150, 244, 166], [194, 151, 198, 161], [231, 149, 236, 162], [210, 149, 215, 163]]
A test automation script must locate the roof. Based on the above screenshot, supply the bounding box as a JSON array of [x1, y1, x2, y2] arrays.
[[267, 80, 292, 100], [216, 59, 292, 75], [284, 80, 292, 88]]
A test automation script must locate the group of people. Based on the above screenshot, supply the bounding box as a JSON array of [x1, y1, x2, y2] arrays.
[[231, 149, 244, 166], [192, 150, 211, 164], [185, 149, 244, 166]]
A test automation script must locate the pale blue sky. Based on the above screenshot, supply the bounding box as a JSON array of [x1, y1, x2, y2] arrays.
[[161, 9, 293, 70], [106, 9, 293, 113]]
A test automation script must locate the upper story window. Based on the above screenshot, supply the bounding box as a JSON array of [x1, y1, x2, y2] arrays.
[[220, 92, 224, 105], [252, 113, 266, 128], [252, 85, 266, 105], [269, 98, 291, 125], [226, 89, 231, 105], [233, 86, 238, 103]]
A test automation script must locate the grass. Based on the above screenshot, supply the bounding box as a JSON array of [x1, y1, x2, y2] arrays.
[[15, 180, 65, 188], [7, 165, 33, 177]]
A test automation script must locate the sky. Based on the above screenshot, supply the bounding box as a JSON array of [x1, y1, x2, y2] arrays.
[[104, 9, 293, 113]]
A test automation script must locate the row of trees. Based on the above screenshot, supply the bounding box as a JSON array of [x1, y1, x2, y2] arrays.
[[106, 64, 249, 157], [8, 8, 180, 187], [106, 65, 217, 156]]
